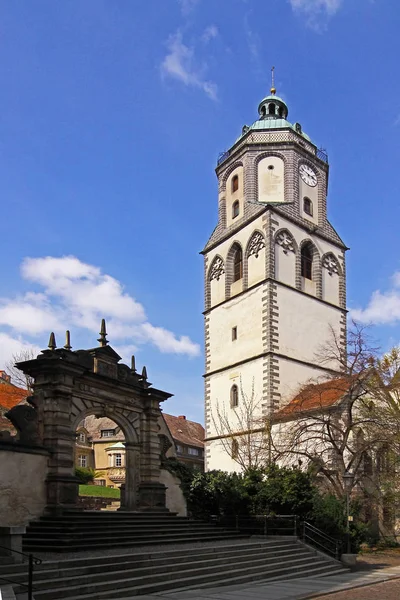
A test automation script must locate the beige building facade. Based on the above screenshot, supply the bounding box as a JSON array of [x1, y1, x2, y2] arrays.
[[203, 87, 347, 472]]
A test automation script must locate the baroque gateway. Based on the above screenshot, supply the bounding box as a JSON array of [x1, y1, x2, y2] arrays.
[[202, 81, 347, 472]]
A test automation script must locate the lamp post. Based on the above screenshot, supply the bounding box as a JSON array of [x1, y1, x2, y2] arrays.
[[343, 471, 354, 554]]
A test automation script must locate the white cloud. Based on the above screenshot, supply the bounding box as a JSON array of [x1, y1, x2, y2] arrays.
[[0, 332, 41, 373], [160, 31, 218, 101], [350, 271, 400, 325], [0, 256, 200, 358], [178, 0, 200, 16], [244, 15, 260, 61], [290, 0, 343, 28], [202, 25, 218, 44]]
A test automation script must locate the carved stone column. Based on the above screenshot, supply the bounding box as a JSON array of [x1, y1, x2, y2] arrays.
[[121, 442, 140, 511], [138, 405, 167, 511], [42, 389, 79, 513]]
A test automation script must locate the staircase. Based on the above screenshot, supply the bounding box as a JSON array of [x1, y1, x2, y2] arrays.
[[1, 539, 348, 600], [22, 511, 247, 553]]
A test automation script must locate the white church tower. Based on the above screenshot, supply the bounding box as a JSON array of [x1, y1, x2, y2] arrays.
[[202, 73, 347, 472]]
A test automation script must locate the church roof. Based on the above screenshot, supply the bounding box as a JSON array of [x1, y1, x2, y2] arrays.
[[275, 377, 351, 418], [162, 413, 205, 448]]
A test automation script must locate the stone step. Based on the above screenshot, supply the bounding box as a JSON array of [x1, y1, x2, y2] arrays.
[[0, 544, 300, 582], [0, 539, 298, 575], [20, 550, 307, 593], [31, 554, 345, 600], [26, 522, 220, 531], [0, 541, 298, 574], [23, 533, 248, 553]]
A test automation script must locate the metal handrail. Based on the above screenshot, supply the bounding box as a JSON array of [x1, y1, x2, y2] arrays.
[[0, 543, 42, 600], [303, 522, 339, 545], [302, 521, 342, 560]]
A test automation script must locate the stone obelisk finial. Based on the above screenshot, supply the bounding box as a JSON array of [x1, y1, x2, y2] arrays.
[[141, 366, 148, 380], [97, 318, 108, 347], [48, 332, 57, 350], [64, 330, 72, 350], [131, 355, 137, 373]]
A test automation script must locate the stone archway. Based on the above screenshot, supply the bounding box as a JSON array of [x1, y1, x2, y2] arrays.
[[14, 322, 172, 514], [72, 409, 140, 512]]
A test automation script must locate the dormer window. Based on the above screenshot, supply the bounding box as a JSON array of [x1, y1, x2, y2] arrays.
[[232, 175, 239, 193], [101, 429, 115, 438], [303, 197, 313, 216], [232, 201, 239, 219]]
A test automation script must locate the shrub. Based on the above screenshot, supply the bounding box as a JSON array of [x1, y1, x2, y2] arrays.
[[75, 467, 96, 484]]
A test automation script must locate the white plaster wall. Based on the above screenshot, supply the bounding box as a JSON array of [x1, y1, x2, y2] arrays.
[[208, 285, 264, 372], [226, 166, 244, 227], [210, 275, 225, 308], [206, 438, 242, 473], [276, 285, 342, 366], [299, 176, 318, 224], [0, 448, 48, 526], [159, 469, 187, 516], [206, 357, 265, 438], [258, 156, 284, 204], [276, 356, 331, 405], [322, 269, 340, 305], [275, 244, 296, 287], [248, 248, 266, 287]]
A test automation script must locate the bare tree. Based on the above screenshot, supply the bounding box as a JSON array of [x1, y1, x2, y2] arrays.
[[5, 349, 37, 391], [210, 378, 274, 472], [274, 322, 399, 500]]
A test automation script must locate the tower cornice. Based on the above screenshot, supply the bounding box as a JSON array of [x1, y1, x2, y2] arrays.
[[201, 204, 348, 255]]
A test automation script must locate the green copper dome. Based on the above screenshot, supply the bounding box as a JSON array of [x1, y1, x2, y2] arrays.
[[237, 90, 312, 143]]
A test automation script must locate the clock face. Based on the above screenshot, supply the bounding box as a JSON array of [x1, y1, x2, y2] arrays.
[[299, 164, 317, 187]]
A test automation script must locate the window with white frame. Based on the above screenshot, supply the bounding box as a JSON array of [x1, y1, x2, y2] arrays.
[[78, 432, 86, 443], [101, 429, 115, 438], [115, 453, 122, 467], [78, 455, 87, 467], [188, 447, 199, 456]]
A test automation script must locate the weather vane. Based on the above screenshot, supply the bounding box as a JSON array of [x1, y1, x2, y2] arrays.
[[270, 66, 276, 95]]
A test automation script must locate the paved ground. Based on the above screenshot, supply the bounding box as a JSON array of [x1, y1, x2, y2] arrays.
[[121, 564, 400, 600], [315, 578, 400, 599]]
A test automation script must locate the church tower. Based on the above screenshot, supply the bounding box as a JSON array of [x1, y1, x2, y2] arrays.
[[202, 75, 347, 472]]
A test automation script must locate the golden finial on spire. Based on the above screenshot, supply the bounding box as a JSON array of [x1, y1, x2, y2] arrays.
[[270, 66, 276, 95]]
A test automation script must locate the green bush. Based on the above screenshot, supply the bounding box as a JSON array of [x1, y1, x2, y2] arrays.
[[75, 467, 96, 484]]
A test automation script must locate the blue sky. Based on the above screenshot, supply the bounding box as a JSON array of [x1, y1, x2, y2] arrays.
[[0, 0, 400, 423]]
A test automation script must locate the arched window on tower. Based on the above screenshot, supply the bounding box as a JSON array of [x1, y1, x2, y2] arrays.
[[303, 197, 313, 216], [268, 103, 275, 115], [232, 175, 239, 193], [278, 106, 284, 118], [232, 201, 239, 219], [301, 243, 313, 280], [230, 384, 238, 408], [233, 246, 243, 282]]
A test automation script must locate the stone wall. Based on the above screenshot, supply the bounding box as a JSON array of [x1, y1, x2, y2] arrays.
[[159, 469, 187, 517], [0, 443, 48, 526]]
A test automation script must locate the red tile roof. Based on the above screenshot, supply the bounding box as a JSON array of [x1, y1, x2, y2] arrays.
[[163, 414, 204, 448], [0, 382, 28, 412], [276, 377, 350, 418]]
